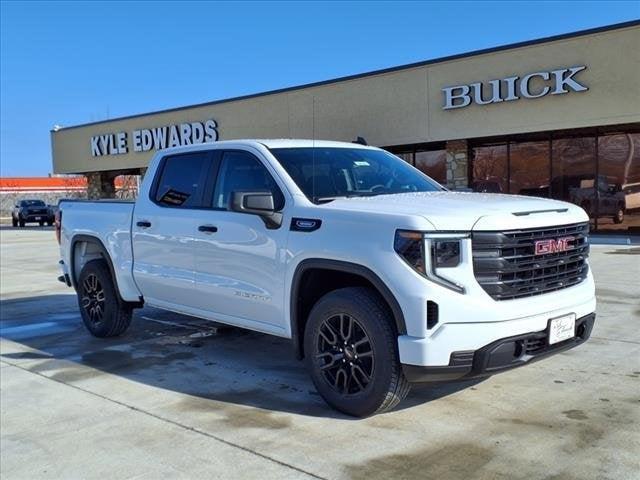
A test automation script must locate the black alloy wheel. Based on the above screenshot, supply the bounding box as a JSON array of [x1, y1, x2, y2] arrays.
[[315, 313, 374, 395], [81, 273, 106, 327]]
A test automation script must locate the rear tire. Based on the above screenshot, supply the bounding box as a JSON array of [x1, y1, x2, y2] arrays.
[[304, 287, 410, 417], [77, 259, 132, 337], [12, 217, 17, 227], [18, 218, 25, 227]]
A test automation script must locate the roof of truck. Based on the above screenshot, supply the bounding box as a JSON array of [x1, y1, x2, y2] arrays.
[[156, 139, 376, 156], [255, 139, 375, 149]]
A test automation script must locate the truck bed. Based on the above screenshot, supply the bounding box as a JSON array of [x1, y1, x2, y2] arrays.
[[59, 199, 140, 302]]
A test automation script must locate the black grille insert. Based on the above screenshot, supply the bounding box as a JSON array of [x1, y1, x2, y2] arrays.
[[472, 222, 589, 301]]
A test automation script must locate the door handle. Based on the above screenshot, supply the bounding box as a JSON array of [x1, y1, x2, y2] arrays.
[[198, 225, 218, 233], [136, 220, 152, 228]]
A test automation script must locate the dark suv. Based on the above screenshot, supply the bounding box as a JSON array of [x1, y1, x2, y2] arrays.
[[11, 199, 54, 227]]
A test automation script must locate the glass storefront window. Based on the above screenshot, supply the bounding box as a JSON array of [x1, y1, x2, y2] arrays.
[[550, 137, 597, 232], [471, 144, 508, 193], [509, 141, 550, 196], [551, 137, 597, 203], [415, 150, 446, 184], [394, 152, 414, 164], [595, 133, 640, 233]]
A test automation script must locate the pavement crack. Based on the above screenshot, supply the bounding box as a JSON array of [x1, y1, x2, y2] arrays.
[[2, 360, 326, 480]]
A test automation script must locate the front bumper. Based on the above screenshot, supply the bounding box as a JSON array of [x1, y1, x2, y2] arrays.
[[403, 312, 595, 383], [22, 213, 53, 222]]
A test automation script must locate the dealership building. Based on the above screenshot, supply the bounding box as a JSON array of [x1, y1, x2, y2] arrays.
[[51, 21, 639, 234]]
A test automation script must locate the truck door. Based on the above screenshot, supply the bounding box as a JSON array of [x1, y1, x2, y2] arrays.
[[132, 150, 214, 308], [192, 149, 290, 333]]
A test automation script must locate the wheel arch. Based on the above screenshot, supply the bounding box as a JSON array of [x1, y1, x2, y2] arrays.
[[70, 234, 141, 307], [290, 259, 406, 360]]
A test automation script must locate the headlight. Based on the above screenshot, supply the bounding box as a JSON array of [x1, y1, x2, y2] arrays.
[[433, 240, 461, 268], [395, 231, 467, 293]]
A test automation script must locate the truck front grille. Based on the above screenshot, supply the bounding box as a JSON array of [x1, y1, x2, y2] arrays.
[[471, 222, 590, 301]]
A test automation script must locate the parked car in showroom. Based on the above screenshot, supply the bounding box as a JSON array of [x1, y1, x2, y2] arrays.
[[12, 199, 55, 227], [55, 140, 596, 416]]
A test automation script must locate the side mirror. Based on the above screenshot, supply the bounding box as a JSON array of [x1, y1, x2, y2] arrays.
[[231, 191, 282, 229]]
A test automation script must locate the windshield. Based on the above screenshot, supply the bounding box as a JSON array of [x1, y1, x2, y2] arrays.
[[21, 200, 45, 207], [270, 147, 443, 202]]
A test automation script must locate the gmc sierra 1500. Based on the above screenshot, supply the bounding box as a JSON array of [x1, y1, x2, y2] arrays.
[[57, 140, 596, 416]]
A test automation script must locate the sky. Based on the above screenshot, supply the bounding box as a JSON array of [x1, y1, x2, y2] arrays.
[[1, 1, 639, 176]]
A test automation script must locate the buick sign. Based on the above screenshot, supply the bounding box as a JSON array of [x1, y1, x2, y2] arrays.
[[442, 66, 588, 110]]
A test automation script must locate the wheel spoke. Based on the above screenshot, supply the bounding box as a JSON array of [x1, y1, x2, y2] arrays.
[[316, 351, 341, 371], [353, 337, 370, 349], [334, 368, 348, 393], [95, 289, 105, 302], [339, 314, 353, 342], [319, 322, 339, 346], [352, 364, 371, 384], [351, 365, 366, 390], [81, 296, 91, 308]]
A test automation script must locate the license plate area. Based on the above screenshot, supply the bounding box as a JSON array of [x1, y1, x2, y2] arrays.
[[548, 313, 576, 345]]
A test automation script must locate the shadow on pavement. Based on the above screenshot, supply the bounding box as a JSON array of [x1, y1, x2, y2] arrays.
[[0, 225, 55, 232], [1, 294, 481, 418]]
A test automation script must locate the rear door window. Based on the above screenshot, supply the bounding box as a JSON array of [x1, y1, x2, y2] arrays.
[[154, 152, 211, 208]]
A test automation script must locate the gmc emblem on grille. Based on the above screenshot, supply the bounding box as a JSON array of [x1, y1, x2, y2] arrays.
[[535, 236, 575, 255]]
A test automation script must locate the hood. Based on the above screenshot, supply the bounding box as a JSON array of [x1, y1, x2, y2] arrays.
[[322, 191, 589, 231]]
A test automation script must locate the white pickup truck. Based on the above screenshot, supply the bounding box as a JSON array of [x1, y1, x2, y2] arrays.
[[57, 139, 596, 416]]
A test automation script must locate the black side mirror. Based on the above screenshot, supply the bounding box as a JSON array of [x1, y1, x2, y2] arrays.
[[231, 191, 282, 229]]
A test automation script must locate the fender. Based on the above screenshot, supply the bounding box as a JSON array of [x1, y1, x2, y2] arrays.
[[290, 258, 407, 359], [70, 234, 143, 307]]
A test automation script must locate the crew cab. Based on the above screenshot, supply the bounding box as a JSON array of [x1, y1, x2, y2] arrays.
[[56, 140, 596, 416]]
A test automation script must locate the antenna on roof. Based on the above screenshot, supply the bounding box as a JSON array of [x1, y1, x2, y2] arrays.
[[312, 96, 316, 201], [352, 136, 368, 146]]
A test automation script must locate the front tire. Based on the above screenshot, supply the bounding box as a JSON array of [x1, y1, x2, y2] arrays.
[[77, 259, 132, 337], [613, 206, 624, 224], [18, 218, 25, 227], [12, 217, 17, 227], [304, 287, 410, 417]]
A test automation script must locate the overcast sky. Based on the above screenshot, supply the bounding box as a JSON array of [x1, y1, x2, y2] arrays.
[[1, 1, 638, 176]]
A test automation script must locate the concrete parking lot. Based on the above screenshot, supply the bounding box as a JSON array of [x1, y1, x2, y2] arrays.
[[1, 227, 638, 480]]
